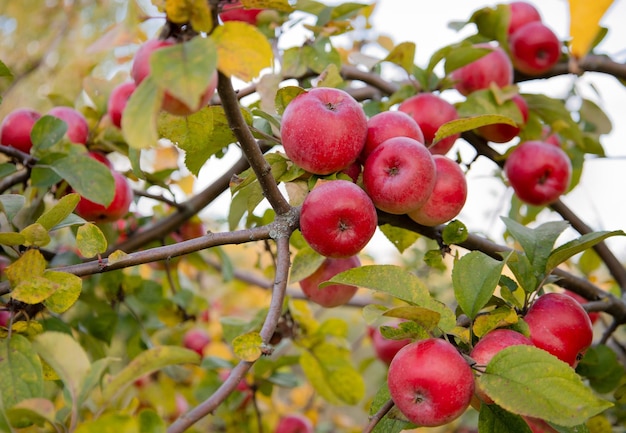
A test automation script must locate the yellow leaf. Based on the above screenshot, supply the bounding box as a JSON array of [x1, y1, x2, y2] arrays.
[[568, 0, 614, 58], [5, 249, 46, 287], [211, 21, 274, 82], [165, 0, 213, 32]]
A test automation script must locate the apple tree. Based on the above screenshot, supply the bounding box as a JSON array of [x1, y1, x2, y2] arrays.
[[0, 0, 626, 432]]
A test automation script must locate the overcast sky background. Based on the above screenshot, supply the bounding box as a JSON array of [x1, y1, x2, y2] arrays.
[[193, 0, 626, 263]]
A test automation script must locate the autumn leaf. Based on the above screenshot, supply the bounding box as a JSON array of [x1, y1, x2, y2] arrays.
[[568, 0, 614, 58]]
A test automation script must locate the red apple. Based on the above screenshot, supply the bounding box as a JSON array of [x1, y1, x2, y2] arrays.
[[48, 106, 89, 145], [361, 110, 425, 163], [524, 292, 593, 366], [398, 93, 460, 155], [507, 2, 542, 36], [387, 338, 475, 427], [541, 126, 561, 147], [340, 160, 362, 182], [476, 94, 529, 143], [280, 87, 367, 175], [218, 369, 253, 408], [367, 323, 411, 365], [0, 310, 11, 328], [88, 151, 113, 168], [363, 136, 436, 214], [182, 328, 211, 356], [407, 155, 467, 226], [504, 140, 571, 206], [275, 414, 314, 433], [108, 81, 136, 129], [219, 1, 264, 25], [524, 416, 559, 433], [563, 290, 600, 324], [299, 180, 377, 258], [451, 44, 513, 96], [75, 170, 133, 223], [509, 22, 561, 75], [299, 255, 360, 308], [470, 329, 534, 404], [0, 108, 42, 153], [131, 39, 175, 85]]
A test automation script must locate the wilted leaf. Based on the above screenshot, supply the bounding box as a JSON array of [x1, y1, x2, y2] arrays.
[[232, 331, 264, 362], [50, 154, 116, 206], [36, 193, 80, 230], [76, 223, 108, 258], [0, 335, 44, 409], [211, 21, 273, 82]]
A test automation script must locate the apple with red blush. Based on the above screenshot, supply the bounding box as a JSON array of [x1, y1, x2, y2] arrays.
[[524, 416, 559, 433], [281, 87, 367, 175], [75, 164, 133, 223], [504, 140, 571, 206], [182, 328, 211, 356], [0, 108, 42, 153], [398, 93, 460, 155], [219, 1, 264, 25], [299, 255, 360, 308], [563, 290, 600, 324], [0, 310, 11, 328], [509, 22, 561, 76], [299, 180, 377, 258], [275, 414, 314, 433], [367, 323, 411, 365], [47, 106, 89, 145], [451, 44, 513, 96], [360, 110, 424, 163], [476, 94, 529, 143], [108, 81, 136, 129], [387, 338, 475, 427], [507, 1, 542, 36]]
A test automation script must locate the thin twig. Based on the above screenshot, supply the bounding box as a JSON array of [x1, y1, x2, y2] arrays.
[[363, 399, 395, 433]]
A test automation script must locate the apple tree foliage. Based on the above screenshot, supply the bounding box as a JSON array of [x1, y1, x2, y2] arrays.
[[0, 0, 625, 432]]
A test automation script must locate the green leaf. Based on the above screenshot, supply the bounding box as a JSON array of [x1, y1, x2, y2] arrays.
[[434, 115, 516, 143], [546, 230, 625, 272], [479, 345, 613, 426], [275, 86, 305, 115], [50, 154, 115, 206], [379, 224, 419, 253], [0, 60, 13, 78], [289, 245, 325, 283], [42, 271, 82, 313], [74, 413, 137, 433], [138, 409, 166, 433], [576, 344, 625, 394], [20, 223, 50, 247], [76, 223, 108, 258], [381, 41, 415, 74], [77, 357, 118, 405], [232, 331, 264, 362], [122, 76, 164, 149], [100, 346, 200, 405], [323, 265, 456, 331], [0, 232, 25, 246], [30, 115, 68, 151], [35, 193, 80, 231], [452, 251, 510, 319], [383, 306, 440, 332], [469, 3, 510, 43], [444, 44, 491, 75], [150, 37, 217, 111], [442, 220, 468, 244], [32, 332, 90, 408], [0, 194, 26, 224], [0, 335, 44, 409], [473, 306, 519, 337], [5, 398, 56, 430], [580, 98, 612, 135], [368, 383, 414, 433], [316, 63, 344, 88], [478, 404, 532, 433]]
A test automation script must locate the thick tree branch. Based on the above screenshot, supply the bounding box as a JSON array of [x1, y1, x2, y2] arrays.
[[515, 54, 626, 83], [217, 72, 292, 215]]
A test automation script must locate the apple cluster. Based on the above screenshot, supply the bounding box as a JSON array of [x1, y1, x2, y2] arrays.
[[381, 291, 594, 428]]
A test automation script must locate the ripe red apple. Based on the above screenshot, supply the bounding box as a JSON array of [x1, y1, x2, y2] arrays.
[[0, 108, 42, 153], [476, 94, 529, 143], [450, 44, 513, 96], [299, 255, 360, 308], [398, 93, 460, 155], [299, 180, 377, 258], [75, 170, 133, 223], [108, 81, 136, 129], [340, 160, 362, 182], [563, 290, 600, 324], [387, 338, 475, 427], [470, 329, 534, 404], [131, 39, 217, 116], [360, 110, 425, 162], [509, 22, 561, 75], [367, 323, 411, 365], [524, 416, 559, 433], [0, 310, 11, 328], [541, 126, 562, 147], [88, 151, 113, 168], [504, 140, 571, 206], [275, 414, 314, 433], [182, 328, 211, 356], [48, 106, 89, 145], [280, 87, 367, 175], [407, 155, 467, 226], [219, 1, 264, 25], [507, 2, 542, 36], [524, 292, 593, 366], [363, 137, 436, 214], [218, 369, 253, 408]]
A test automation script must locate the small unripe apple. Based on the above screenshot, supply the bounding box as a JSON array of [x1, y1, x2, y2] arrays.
[[75, 170, 133, 223], [275, 414, 314, 433], [367, 323, 411, 365], [281, 87, 367, 175], [451, 44, 513, 96], [299, 255, 360, 308], [407, 155, 467, 226], [524, 292, 593, 366], [398, 93, 460, 155], [363, 136, 436, 214], [504, 140, 571, 206], [183, 328, 211, 356], [108, 81, 136, 129], [361, 110, 424, 163], [299, 180, 377, 258], [476, 94, 529, 143], [509, 22, 561, 75], [47, 106, 89, 145], [387, 338, 475, 427], [0, 108, 42, 153], [219, 1, 264, 25], [507, 1, 542, 36]]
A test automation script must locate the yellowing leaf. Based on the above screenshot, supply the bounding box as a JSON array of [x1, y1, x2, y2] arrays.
[[568, 0, 614, 58], [20, 223, 50, 247], [5, 249, 46, 287], [211, 21, 273, 82], [108, 250, 129, 265], [76, 223, 108, 258], [165, 0, 213, 32], [42, 271, 82, 313], [11, 277, 59, 305], [232, 331, 263, 361]]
